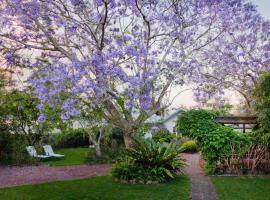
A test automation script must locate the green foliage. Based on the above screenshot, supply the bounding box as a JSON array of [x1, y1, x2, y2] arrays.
[[204, 163, 216, 175], [2, 90, 43, 145], [45, 129, 89, 148], [254, 71, 270, 141], [181, 140, 198, 153], [0, 133, 35, 165], [112, 139, 185, 183], [112, 163, 174, 183], [111, 127, 124, 143], [152, 129, 174, 143], [135, 123, 151, 139], [1, 88, 65, 146], [176, 109, 218, 139], [86, 146, 126, 165], [176, 109, 251, 166]]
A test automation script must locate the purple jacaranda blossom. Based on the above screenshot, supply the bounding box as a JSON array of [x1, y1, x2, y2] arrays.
[[38, 114, 46, 123], [0, 0, 268, 137]]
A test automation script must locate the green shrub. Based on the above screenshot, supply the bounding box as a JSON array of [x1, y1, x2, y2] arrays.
[[152, 129, 174, 143], [204, 163, 216, 175], [112, 163, 173, 184], [110, 127, 124, 143], [0, 132, 35, 165], [176, 109, 251, 167], [254, 71, 270, 134], [45, 129, 89, 148], [135, 124, 151, 139], [176, 109, 218, 140], [112, 139, 185, 183], [86, 146, 126, 165], [181, 140, 198, 153]]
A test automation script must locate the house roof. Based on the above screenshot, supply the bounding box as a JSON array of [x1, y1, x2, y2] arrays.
[[161, 109, 184, 123], [145, 109, 184, 124]]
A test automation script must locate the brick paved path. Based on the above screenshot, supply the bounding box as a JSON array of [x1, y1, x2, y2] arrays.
[[182, 153, 218, 200], [0, 164, 111, 188]]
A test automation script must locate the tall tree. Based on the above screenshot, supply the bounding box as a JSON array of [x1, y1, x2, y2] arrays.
[[191, 2, 270, 111], [0, 0, 262, 147]]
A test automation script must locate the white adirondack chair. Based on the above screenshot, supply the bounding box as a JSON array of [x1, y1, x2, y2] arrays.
[[43, 145, 64, 158], [26, 146, 51, 159]]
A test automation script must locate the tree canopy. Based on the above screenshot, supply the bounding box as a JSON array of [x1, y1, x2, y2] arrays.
[[0, 0, 268, 147]]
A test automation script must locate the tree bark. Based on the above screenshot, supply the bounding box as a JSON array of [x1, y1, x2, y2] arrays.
[[95, 143, 102, 157], [123, 134, 134, 148], [123, 127, 135, 148], [88, 133, 102, 157]]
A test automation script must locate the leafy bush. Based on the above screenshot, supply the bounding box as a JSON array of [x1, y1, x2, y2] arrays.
[[0, 132, 35, 165], [176, 109, 251, 166], [152, 129, 174, 143], [176, 109, 218, 139], [45, 129, 89, 148], [86, 146, 126, 165], [110, 127, 124, 143], [254, 72, 270, 141], [135, 123, 151, 139], [112, 139, 185, 183], [181, 140, 198, 153]]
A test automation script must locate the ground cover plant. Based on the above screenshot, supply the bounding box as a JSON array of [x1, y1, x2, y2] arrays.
[[0, 176, 190, 200], [211, 176, 270, 200]]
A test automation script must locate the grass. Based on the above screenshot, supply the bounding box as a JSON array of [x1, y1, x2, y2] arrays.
[[0, 175, 190, 200], [43, 147, 93, 166], [211, 176, 270, 200]]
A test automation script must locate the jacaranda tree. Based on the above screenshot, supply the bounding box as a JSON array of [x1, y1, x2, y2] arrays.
[[0, 0, 265, 147], [191, 3, 270, 110]]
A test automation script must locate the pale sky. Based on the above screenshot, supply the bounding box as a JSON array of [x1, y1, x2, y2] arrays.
[[251, 0, 270, 20]]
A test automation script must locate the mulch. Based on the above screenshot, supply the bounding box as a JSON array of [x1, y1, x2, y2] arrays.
[[0, 164, 111, 188]]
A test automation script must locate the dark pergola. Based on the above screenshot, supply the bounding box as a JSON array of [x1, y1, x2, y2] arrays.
[[214, 116, 258, 133]]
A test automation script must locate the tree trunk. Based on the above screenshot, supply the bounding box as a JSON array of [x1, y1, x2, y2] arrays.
[[95, 143, 102, 157], [123, 134, 134, 148], [123, 128, 135, 148], [88, 133, 102, 157]]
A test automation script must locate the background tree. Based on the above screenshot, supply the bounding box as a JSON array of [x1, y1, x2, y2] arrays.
[[192, 3, 270, 111], [79, 106, 112, 157], [0, 0, 264, 147]]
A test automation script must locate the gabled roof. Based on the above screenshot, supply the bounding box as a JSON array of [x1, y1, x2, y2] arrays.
[[146, 109, 184, 124], [161, 109, 184, 123]]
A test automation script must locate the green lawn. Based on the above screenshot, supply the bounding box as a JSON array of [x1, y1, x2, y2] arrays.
[[0, 176, 190, 200], [43, 147, 93, 166], [211, 176, 270, 200]]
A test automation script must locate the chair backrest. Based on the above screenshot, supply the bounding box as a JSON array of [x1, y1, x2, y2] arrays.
[[43, 145, 54, 156], [26, 146, 37, 157]]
